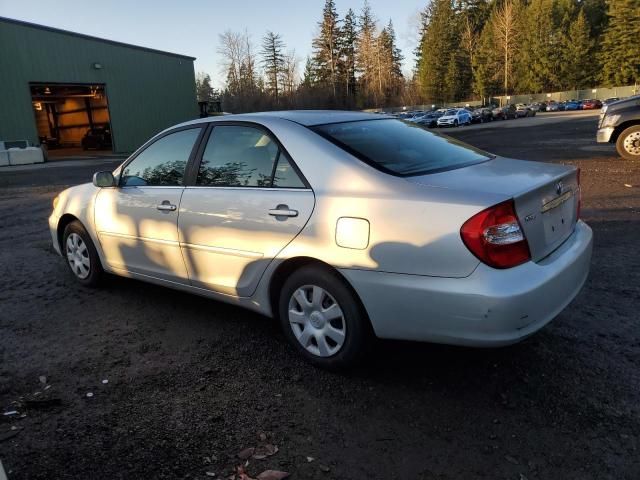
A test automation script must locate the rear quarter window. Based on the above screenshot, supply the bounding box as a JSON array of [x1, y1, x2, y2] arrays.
[[311, 119, 491, 176]]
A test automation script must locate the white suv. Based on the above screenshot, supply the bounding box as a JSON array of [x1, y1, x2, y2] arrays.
[[437, 108, 472, 127]]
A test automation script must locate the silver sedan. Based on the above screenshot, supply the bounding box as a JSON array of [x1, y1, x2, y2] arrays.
[[49, 111, 593, 368]]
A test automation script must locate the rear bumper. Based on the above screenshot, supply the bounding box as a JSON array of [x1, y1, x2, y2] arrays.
[[596, 127, 615, 143], [339, 221, 593, 347]]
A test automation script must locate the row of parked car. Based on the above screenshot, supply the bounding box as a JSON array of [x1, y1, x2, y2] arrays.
[[534, 97, 623, 112], [394, 103, 537, 128], [391, 96, 625, 128]]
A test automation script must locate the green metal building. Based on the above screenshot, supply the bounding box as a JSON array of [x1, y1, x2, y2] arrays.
[[0, 17, 198, 153]]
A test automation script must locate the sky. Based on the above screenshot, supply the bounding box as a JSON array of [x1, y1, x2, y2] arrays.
[[0, 0, 425, 88]]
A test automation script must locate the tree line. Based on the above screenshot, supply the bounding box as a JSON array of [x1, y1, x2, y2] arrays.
[[195, 0, 639, 112]]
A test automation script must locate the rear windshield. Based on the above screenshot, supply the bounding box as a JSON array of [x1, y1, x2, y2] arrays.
[[311, 119, 491, 176]]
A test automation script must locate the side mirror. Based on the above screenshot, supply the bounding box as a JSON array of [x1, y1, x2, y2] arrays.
[[93, 171, 116, 188]]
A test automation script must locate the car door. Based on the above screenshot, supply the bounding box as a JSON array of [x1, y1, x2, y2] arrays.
[[94, 126, 204, 283], [178, 124, 315, 297]]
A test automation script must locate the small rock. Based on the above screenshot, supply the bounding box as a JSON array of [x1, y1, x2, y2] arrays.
[[102, 379, 109, 384], [258, 432, 267, 442], [0, 430, 19, 442], [306, 456, 314, 463], [256, 470, 289, 480], [505, 455, 519, 465], [238, 447, 255, 460], [86, 392, 94, 398], [252, 444, 278, 459], [39, 375, 47, 384], [319, 464, 330, 473], [205, 472, 216, 477]]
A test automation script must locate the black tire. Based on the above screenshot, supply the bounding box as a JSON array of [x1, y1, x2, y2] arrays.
[[62, 220, 104, 287], [615, 125, 640, 161], [278, 265, 372, 369]]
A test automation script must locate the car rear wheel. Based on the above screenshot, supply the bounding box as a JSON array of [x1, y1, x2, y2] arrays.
[[616, 125, 640, 161], [62, 220, 103, 287], [278, 265, 371, 369]]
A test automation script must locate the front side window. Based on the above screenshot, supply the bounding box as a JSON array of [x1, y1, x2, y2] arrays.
[[197, 125, 305, 188], [312, 119, 491, 177], [121, 128, 201, 187]]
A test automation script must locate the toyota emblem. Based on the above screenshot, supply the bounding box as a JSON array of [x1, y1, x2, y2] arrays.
[[555, 181, 563, 195]]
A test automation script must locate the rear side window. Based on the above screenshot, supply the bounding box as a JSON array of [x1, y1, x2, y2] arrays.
[[197, 125, 305, 188], [312, 119, 491, 176]]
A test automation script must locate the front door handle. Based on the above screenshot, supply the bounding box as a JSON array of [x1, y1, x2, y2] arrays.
[[269, 204, 298, 218], [157, 201, 177, 212]]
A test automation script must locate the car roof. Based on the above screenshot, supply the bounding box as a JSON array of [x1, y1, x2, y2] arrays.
[[216, 110, 392, 126]]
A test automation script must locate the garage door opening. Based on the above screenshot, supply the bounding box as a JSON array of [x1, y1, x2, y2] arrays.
[[30, 83, 113, 156]]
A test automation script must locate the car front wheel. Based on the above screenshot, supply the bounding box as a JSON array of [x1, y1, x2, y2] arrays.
[[279, 265, 371, 369], [62, 220, 103, 287], [616, 125, 640, 161]]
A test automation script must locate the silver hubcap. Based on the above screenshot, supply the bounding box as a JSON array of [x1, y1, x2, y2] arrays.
[[288, 285, 346, 357], [623, 132, 640, 156], [66, 233, 90, 279]]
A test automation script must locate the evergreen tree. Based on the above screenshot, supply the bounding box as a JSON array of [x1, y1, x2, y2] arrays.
[[261, 31, 286, 102], [600, 0, 640, 86], [338, 8, 358, 106], [517, 0, 559, 93], [356, 0, 378, 107], [415, 0, 457, 104], [312, 0, 341, 100], [561, 9, 594, 90], [386, 20, 404, 86], [302, 56, 316, 88], [582, 0, 608, 38], [195, 72, 215, 102]]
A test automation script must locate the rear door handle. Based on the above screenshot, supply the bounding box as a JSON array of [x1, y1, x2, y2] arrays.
[[157, 202, 177, 212], [269, 205, 298, 218]]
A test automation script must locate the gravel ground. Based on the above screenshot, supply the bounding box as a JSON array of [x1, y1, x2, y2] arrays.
[[1, 113, 639, 480]]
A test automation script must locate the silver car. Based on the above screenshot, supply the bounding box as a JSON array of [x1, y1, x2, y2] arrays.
[[49, 111, 593, 368]]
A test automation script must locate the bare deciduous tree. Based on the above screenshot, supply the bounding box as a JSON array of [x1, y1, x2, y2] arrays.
[[492, 0, 521, 96]]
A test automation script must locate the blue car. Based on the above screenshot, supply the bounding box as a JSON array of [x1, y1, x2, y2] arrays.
[[565, 100, 582, 111]]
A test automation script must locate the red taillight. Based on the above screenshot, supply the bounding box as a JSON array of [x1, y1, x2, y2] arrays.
[[460, 200, 531, 269], [576, 168, 581, 219]]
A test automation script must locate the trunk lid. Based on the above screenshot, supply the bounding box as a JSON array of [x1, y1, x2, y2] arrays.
[[407, 157, 579, 262]]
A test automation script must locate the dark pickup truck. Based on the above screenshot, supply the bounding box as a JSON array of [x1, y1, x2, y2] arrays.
[[597, 95, 640, 160]]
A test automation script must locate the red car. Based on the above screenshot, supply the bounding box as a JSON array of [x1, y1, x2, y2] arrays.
[[581, 99, 602, 110]]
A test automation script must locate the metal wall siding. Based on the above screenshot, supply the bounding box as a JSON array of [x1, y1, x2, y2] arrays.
[[0, 20, 198, 152]]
